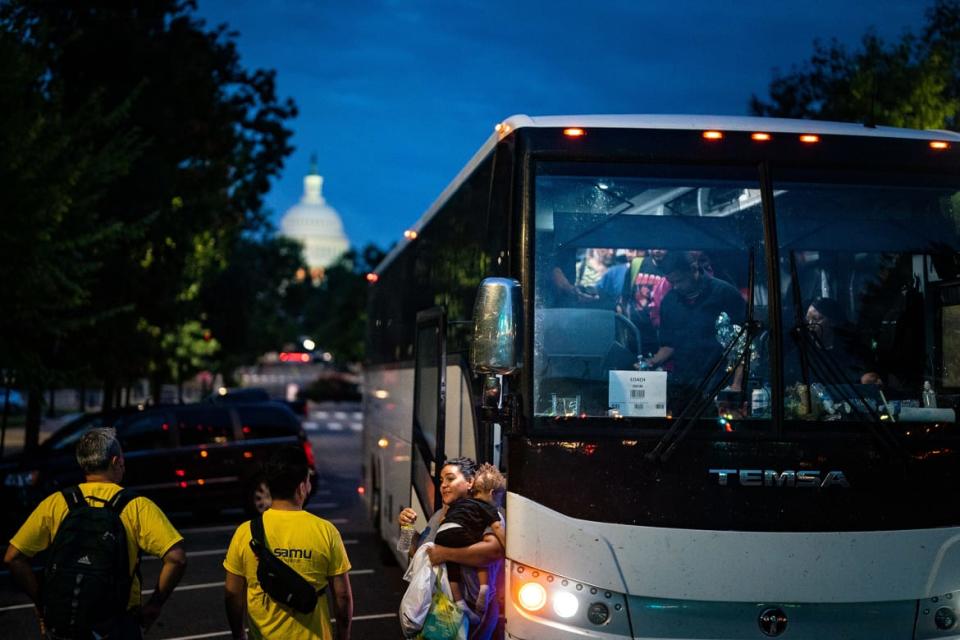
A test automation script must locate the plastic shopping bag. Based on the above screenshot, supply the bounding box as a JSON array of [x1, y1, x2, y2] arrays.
[[400, 545, 435, 637], [417, 568, 464, 640]]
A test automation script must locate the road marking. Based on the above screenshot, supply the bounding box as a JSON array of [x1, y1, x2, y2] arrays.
[[177, 524, 241, 534], [327, 422, 343, 430], [159, 613, 396, 639], [0, 566, 376, 610], [350, 422, 363, 432], [303, 420, 319, 431], [141, 569, 376, 596]]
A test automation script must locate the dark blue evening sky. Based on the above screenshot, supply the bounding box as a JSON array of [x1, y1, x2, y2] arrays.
[[195, 0, 927, 251]]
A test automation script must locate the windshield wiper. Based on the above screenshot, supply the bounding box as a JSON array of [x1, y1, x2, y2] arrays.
[[646, 250, 759, 465]]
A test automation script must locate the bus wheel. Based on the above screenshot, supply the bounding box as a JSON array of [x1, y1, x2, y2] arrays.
[[246, 478, 272, 515]]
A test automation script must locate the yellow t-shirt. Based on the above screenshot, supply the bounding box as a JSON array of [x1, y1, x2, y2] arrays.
[[223, 509, 352, 640], [9, 482, 183, 609]]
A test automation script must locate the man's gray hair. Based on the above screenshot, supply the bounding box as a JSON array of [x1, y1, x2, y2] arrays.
[[76, 427, 122, 473]]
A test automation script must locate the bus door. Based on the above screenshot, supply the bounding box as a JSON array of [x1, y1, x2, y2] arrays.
[[410, 307, 447, 518]]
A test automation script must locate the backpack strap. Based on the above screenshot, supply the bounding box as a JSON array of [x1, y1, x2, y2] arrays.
[[248, 513, 326, 598], [250, 512, 268, 551], [61, 486, 86, 511], [106, 488, 137, 514], [107, 489, 140, 582]]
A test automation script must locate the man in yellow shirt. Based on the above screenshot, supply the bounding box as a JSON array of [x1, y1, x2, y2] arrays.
[[3, 427, 187, 639], [224, 446, 353, 640]]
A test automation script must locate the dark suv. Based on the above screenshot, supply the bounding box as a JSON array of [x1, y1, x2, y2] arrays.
[[1, 402, 315, 528]]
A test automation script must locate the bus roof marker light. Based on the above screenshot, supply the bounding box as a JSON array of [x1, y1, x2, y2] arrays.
[[799, 134, 820, 144], [751, 132, 772, 141], [366, 272, 379, 283], [563, 127, 585, 137], [931, 140, 951, 150], [404, 229, 418, 240], [518, 582, 547, 612], [702, 130, 723, 140]]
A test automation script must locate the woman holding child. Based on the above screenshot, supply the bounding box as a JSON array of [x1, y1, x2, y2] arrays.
[[397, 457, 506, 640]]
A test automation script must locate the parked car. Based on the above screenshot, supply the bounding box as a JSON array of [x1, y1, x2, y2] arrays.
[[1, 401, 316, 532], [206, 386, 309, 419]]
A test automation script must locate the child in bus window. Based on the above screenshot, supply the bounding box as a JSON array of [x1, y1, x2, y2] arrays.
[[434, 463, 506, 624]]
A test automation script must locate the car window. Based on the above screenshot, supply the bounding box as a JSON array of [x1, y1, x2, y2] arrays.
[[176, 408, 234, 446], [236, 405, 299, 439], [117, 412, 171, 451], [48, 414, 108, 451]]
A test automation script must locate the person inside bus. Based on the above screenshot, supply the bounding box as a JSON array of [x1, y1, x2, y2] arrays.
[[628, 248, 668, 355], [642, 251, 746, 401], [790, 296, 881, 387], [596, 249, 641, 309], [575, 247, 615, 293], [546, 246, 603, 307], [397, 457, 505, 640]]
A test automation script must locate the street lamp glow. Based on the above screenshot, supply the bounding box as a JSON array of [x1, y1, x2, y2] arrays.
[[302, 338, 316, 351]]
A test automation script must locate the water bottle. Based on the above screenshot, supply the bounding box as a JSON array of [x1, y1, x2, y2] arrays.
[[396, 523, 416, 553], [923, 380, 937, 408], [751, 385, 770, 417]]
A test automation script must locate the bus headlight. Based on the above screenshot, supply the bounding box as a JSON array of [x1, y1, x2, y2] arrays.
[[518, 582, 547, 612], [509, 561, 630, 635], [553, 590, 579, 618]]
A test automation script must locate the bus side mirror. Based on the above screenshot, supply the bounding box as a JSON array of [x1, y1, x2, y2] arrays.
[[470, 278, 523, 376]]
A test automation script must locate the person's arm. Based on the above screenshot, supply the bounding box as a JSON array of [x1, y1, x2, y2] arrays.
[[645, 345, 674, 368], [488, 521, 506, 549], [3, 545, 39, 604], [140, 543, 187, 630], [329, 573, 353, 640], [224, 570, 248, 640], [427, 532, 504, 568]]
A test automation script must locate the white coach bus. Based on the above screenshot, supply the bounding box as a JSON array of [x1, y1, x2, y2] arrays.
[[363, 114, 960, 639]]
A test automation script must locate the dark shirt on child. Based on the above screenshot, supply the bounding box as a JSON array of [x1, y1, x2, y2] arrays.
[[437, 498, 499, 547]]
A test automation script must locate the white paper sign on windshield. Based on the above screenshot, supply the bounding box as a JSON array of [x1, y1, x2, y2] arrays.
[[608, 370, 667, 417]]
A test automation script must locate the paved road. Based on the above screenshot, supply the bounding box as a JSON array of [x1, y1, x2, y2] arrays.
[[0, 402, 409, 640]]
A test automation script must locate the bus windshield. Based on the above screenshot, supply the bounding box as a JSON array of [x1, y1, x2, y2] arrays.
[[533, 161, 960, 431]]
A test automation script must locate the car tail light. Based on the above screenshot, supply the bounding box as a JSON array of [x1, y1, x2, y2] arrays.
[[302, 439, 316, 468]]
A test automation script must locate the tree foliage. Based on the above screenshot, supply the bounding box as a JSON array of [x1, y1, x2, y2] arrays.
[[301, 244, 388, 364], [0, 1, 297, 447], [751, 0, 960, 129]]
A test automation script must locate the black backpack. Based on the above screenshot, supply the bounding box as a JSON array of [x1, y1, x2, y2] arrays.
[[249, 513, 325, 614], [41, 487, 136, 637]]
